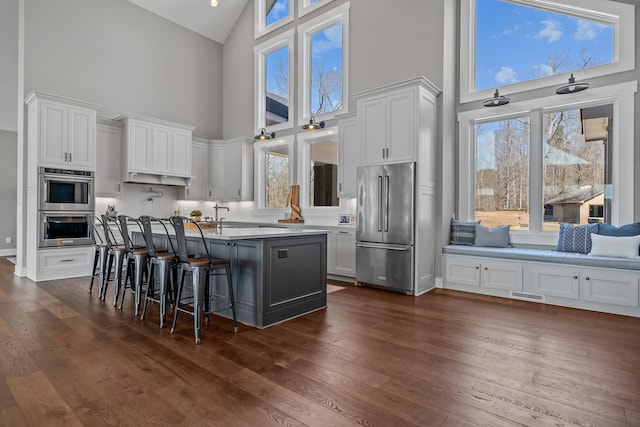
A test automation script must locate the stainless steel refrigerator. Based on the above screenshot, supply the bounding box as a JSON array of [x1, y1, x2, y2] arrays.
[[356, 162, 415, 294]]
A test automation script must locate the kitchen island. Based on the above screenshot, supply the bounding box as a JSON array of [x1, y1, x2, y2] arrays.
[[134, 227, 328, 328]]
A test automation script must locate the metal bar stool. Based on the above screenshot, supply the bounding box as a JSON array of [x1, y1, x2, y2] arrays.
[[169, 216, 238, 344], [99, 214, 129, 305], [140, 216, 178, 327], [89, 216, 109, 295], [117, 215, 149, 315]]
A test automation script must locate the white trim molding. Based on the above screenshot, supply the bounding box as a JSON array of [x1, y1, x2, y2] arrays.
[[255, 0, 295, 39]]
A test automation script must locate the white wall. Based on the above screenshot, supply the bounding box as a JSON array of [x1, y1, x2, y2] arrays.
[[24, 0, 224, 139]]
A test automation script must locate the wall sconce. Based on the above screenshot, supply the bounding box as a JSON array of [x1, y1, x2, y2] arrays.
[[255, 128, 275, 141], [483, 89, 510, 107], [301, 116, 325, 130], [556, 73, 589, 94]]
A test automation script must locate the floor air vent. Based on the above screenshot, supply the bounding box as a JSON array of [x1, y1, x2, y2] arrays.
[[510, 291, 545, 302]]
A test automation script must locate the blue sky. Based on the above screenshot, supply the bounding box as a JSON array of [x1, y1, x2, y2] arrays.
[[476, 0, 614, 91]]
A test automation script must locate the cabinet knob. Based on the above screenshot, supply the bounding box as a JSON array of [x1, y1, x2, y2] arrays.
[[585, 277, 590, 281], [573, 275, 578, 279], [475, 266, 480, 270], [484, 267, 488, 270]]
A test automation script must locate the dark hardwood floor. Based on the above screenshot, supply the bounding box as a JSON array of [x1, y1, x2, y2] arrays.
[[1, 257, 639, 426]]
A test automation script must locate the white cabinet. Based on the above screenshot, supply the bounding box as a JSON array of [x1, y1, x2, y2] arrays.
[[445, 255, 523, 292], [357, 87, 416, 165], [95, 119, 123, 197], [208, 138, 254, 201], [36, 247, 94, 281], [116, 113, 194, 185], [332, 229, 356, 277], [25, 91, 99, 170], [182, 140, 208, 201], [337, 114, 359, 197]]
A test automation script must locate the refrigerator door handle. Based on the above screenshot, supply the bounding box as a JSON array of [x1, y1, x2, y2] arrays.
[[384, 174, 390, 232], [356, 242, 410, 251], [377, 175, 383, 231]]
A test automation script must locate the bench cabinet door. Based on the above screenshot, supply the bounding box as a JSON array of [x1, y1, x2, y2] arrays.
[[531, 265, 580, 300], [481, 261, 523, 292], [581, 268, 639, 308]]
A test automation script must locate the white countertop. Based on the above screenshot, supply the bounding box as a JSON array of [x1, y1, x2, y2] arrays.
[[183, 227, 329, 240]]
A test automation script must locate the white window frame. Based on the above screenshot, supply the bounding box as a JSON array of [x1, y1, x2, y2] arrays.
[[297, 2, 350, 126], [296, 126, 342, 214], [255, 0, 295, 39], [460, 0, 635, 104], [254, 135, 295, 213], [298, 0, 335, 18], [254, 29, 295, 135], [458, 80, 637, 246]]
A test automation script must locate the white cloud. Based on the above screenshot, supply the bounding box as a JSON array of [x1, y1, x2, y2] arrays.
[[495, 66, 518, 84], [574, 20, 607, 41], [311, 24, 343, 56], [269, 2, 288, 21], [534, 20, 562, 43], [532, 63, 554, 78]]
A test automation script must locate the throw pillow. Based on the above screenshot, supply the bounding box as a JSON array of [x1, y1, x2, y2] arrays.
[[589, 234, 640, 259], [597, 222, 640, 237], [556, 223, 598, 254], [450, 219, 478, 246], [474, 224, 511, 247]]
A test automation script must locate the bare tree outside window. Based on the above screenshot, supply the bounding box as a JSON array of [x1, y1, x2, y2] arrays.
[[265, 150, 289, 207]]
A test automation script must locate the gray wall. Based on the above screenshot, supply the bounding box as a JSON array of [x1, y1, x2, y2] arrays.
[[0, 0, 18, 132], [222, 0, 446, 139], [24, 0, 224, 139], [0, 130, 17, 254]]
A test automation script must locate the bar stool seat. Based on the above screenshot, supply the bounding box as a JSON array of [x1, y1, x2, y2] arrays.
[[169, 216, 238, 344]]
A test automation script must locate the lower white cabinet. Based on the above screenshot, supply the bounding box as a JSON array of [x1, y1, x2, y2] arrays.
[[37, 247, 94, 281], [445, 256, 523, 292], [96, 119, 123, 197], [328, 229, 356, 278]]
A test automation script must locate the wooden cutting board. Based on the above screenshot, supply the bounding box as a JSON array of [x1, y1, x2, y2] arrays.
[[184, 222, 217, 229]]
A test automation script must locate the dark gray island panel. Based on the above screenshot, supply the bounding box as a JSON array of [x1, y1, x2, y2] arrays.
[[263, 236, 327, 326]]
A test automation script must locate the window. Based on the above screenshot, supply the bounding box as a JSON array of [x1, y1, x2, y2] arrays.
[[299, 0, 335, 18], [255, 30, 295, 133], [458, 81, 637, 245], [460, 0, 635, 103], [542, 107, 606, 230], [298, 3, 349, 125], [254, 136, 294, 210], [297, 127, 340, 211], [475, 117, 530, 230], [255, 0, 294, 39]]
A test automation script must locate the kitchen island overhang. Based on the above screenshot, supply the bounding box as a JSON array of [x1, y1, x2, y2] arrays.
[[135, 227, 328, 328]]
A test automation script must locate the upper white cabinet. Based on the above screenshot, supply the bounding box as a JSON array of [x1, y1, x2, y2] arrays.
[[337, 113, 358, 198], [182, 139, 209, 201], [25, 91, 100, 171], [180, 137, 254, 201], [356, 79, 438, 166], [208, 138, 254, 201], [116, 113, 194, 186], [95, 119, 123, 197]]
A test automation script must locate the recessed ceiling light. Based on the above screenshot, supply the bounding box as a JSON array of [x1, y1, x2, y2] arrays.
[[210, 0, 218, 7]]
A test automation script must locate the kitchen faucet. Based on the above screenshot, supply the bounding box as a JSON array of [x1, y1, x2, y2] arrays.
[[213, 202, 230, 224]]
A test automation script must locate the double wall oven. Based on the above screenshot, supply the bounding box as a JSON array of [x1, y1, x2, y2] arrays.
[[38, 168, 95, 248]]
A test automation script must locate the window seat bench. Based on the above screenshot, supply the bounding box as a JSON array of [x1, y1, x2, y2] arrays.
[[442, 245, 640, 318]]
